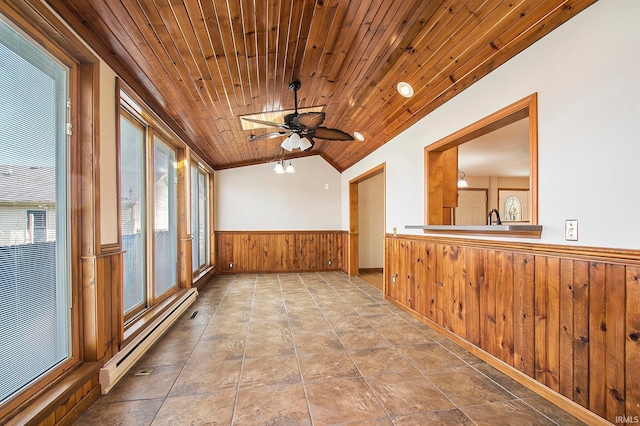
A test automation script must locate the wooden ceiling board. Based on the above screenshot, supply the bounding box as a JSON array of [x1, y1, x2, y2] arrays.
[[46, 0, 597, 171]]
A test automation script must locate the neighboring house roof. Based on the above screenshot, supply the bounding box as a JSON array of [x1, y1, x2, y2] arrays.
[[0, 165, 56, 203]]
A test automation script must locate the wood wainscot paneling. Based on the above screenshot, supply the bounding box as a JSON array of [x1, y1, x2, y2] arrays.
[[384, 234, 640, 425], [216, 231, 348, 274]]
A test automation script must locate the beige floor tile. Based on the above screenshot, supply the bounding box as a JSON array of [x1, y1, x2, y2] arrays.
[[352, 304, 394, 316], [246, 320, 290, 337], [523, 397, 587, 425], [425, 366, 516, 407], [306, 377, 386, 424], [293, 331, 344, 354], [245, 329, 292, 346], [74, 399, 163, 425], [375, 325, 434, 346], [360, 314, 392, 326], [298, 350, 360, 382], [289, 319, 334, 335], [462, 400, 557, 425], [395, 342, 466, 371], [436, 338, 485, 365], [337, 328, 392, 350], [188, 338, 245, 363], [137, 339, 196, 367], [244, 340, 295, 358], [334, 419, 393, 426], [151, 390, 236, 425], [201, 321, 249, 341], [367, 372, 454, 416], [239, 354, 301, 388], [392, 408, 475, 425], [233, 382, 311, 425], [349, 347, 419, 377], [318, 305, 359, 317], [249, 310, 288, 322], [169, 358, 242, 397], [327, 314, 372, 330], [474, 363, 539, 399], [98, 364, 183, 403], [74, 273, 583, 426]]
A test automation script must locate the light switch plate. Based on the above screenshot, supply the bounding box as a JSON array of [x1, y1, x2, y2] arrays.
[[565, 220, 578, 241]]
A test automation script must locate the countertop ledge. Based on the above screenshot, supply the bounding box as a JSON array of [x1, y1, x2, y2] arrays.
[[405, 224, 543, 238]]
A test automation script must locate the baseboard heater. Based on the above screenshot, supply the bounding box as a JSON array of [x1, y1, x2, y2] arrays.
[[99, 288, 198, 394]]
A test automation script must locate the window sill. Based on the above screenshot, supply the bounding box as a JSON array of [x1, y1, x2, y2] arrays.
[[2, 361, 101, 426], [193, 265, 215, 287]]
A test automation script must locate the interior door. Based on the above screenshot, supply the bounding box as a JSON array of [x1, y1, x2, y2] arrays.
[[455, 189, 487, 225]]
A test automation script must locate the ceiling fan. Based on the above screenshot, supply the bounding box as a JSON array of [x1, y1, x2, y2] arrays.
[[243, 81, 354, 152]]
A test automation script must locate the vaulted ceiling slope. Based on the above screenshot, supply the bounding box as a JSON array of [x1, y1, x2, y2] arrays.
[[48, 0, 595, 172]]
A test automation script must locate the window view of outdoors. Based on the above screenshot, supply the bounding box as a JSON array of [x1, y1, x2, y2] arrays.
[[0, 19, 69, 404], [153, 137, 177, 298], [120, 115, 146, 314]]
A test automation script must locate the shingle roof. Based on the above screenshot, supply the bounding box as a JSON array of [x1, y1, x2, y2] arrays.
[[0, 165, 56, 203]]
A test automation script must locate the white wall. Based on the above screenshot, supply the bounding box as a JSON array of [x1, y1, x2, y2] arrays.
[[215, 155, 342, 230], [358, 173, 384, 268], [99, 62, 119, 245], [342, 0, 640, 250]]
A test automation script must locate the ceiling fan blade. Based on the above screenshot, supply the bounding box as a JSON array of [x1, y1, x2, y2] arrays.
[[294, 112, 325, 129], [249, 131, 289, 141], [242, 117, 289, 129], [311, 127, 354, 141]]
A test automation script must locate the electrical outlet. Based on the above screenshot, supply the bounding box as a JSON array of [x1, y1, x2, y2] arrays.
[[229, 262, 234, 268], [565, 220, 578, 241], [328, 260, 332, 266]]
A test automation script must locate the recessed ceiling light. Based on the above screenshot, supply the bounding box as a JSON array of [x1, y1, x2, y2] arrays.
[[354, 132, 365, 141], [397, 81, 414, 98]]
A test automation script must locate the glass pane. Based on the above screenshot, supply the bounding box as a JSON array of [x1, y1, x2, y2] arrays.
[[191, 165, 198, 272], [198, 172, 206, 267], [120, 115, 145, 313], [153, 137, 177, 297], [0, 18, 69, 403]]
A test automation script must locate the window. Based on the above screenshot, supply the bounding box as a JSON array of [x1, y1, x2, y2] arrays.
[[26, 210, 47, 243], [0, 17, 70, 404], [191, 164, 209, 273], [153, 136, 177, 297], [120, 111, 146, 316], [119, 95, 179, 322]]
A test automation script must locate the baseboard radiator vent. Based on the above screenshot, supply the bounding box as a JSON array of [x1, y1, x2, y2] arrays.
[[99, 288, 198, 394]]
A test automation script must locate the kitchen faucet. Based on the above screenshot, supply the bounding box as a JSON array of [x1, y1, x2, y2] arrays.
[[488, 209, 502, 225]]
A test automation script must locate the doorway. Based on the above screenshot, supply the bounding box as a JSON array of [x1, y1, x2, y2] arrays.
[[455, 189, 487, 225], [348, 163, 385, 292]]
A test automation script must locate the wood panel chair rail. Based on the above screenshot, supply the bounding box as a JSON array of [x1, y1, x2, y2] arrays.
[[384, 234, 640, 425], [216, 230, 348, 274]]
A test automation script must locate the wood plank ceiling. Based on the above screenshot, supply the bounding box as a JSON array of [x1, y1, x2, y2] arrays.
[[47, 0, 595, 172]]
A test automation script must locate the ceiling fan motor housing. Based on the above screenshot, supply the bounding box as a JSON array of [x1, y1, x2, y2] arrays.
[[289, 81, 301, 92]]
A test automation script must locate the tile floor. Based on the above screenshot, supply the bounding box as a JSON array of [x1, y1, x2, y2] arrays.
[[74, 272, 585, 425]]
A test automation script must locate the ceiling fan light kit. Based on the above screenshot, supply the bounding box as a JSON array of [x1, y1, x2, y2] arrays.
[[243, 81, 355, 153], [273, 158, 295, 174], [273, 162, 285, 174], [354, 131, 365, 141], [281, 132, 313, 152], [285, 162, 295, 173]]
